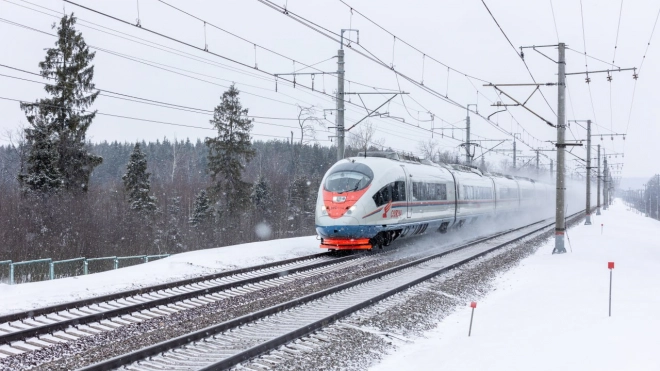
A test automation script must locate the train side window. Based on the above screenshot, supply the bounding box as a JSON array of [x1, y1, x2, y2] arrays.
[[436, 184, 447, 200], [373, 181, 406, 207], [476, 186, 492, 200], [392, 181, 406, 202], [413, 182, 427, 201], [372, 183, 392, 207], [412, 182, 420, 201], [414, 182, 448, 201]]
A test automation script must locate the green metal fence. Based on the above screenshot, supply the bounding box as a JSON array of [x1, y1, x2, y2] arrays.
[[0, 260, 11, 284], [1, 254, 171, 285]]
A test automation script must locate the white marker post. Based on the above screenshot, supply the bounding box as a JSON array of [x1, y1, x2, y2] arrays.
[[468, 302, 477, 336], [601, 223, 604, 235], [608, 262, 615, 317]]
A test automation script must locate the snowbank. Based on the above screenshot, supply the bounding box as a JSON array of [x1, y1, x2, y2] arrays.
[[372, 199, 660, 371], [0, 236, 319, 315]]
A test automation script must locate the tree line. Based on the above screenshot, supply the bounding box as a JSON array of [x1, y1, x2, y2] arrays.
[[0, 13, 342, 262], [0, 137, 339, 261], [0, 13, 471, 263]]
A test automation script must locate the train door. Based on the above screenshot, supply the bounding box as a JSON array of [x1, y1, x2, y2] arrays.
[[400, 165, 412, 218]]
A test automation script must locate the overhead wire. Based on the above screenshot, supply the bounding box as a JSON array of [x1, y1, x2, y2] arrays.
[[0, 96, 314, 140], [3, 0, 272, 83], [9, 0, 554, 158], [59, 0, 468, 146], [337, 0, 492, 84], [0, 73, 307, 130], [336, 0, 522, 141], [480, 0, 557, 118], [0, 16, 448, 150], [549, 0, 560, 42], [565, 48, 620, 68], [624, 4, 660, 137], [256, 0, 546, 155], [609, 0, 625, 133], [578, 0, 600, 141], [0, 8, 384, 123], [82, 1, 498, 150], [0, 11, 322, 108]]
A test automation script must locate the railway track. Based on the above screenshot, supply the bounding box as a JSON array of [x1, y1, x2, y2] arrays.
[[0, 217, 531, 359], [75, 211, 583, 371], [0, 252, 364, 355]]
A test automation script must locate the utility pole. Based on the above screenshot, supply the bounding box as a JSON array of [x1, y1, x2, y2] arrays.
[[336, 47, 345, 161], [655, 175, 660, 220], [513, 140, 517, 170], [335, 29, 359, 161], [553, 42, 567, 254], [483, 42, 634, 255], [603, 148, 608, 211], [466, 111, 471, 165], [512, 133, 520, 170], [596, 144, 601, 215], [645, 183, 649, 217], [550, 159, 553, 179], [464, 104, 478, 166], [585, 120, 592, 225], [535, 150, 540, 175]]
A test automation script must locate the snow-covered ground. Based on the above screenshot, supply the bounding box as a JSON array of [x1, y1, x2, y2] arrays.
[[371, 199, 660, 371], [0, 236, 319, 315]]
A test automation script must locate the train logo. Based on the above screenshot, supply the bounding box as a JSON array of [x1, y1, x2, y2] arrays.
[[382, 201, 393, 218]]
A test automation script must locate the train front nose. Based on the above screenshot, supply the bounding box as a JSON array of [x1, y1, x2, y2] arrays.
[[317, 216, 373, 250], [316, 161, 375, 249]]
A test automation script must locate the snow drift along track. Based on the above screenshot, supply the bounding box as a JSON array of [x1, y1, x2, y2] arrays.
[[0, 252, 356, 347]]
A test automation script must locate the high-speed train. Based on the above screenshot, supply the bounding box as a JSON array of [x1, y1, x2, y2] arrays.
[[315, 152, 555, 250]]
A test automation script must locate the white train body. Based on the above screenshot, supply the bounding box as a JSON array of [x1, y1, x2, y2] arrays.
[[315, 153, 554, 250]]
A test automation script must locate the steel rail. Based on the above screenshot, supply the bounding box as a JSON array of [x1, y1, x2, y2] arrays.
[[215, 211, 584, 370], [0, 253, 359, 345], [0, 252, 330, 325], [80, 212, 583, 371]]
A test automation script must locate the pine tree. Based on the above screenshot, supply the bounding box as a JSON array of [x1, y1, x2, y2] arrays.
[[289, 175, 311, 233], [19, 13, 102, 193], [122, 143, 157, 214], [17, 112, 62, 192], [166, 196, 184, 252], [189, 190, 212, 226], [251, 175, 274, 219], [206, 85, 255, 217]]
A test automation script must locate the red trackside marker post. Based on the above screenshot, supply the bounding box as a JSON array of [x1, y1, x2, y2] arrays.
[[468, 302, 477, 336], [608, 262, 614, 317]]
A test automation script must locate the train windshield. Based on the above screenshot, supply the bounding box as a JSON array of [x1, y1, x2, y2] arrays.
[[325, 171, 372, 193]]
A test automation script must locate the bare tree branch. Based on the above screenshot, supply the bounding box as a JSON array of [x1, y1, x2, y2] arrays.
[[296, 105, 324, 145]]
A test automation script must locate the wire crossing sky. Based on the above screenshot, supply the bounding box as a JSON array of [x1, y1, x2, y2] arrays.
[[0, 0, 658, 178]]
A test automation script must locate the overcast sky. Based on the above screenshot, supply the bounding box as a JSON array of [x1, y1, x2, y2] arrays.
[[1, 0, 658, 179]]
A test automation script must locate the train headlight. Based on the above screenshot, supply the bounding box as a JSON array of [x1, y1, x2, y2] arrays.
[[349, 206, 356, 211], [321, 205, 328, 216], [333, 196, 347, 203]]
